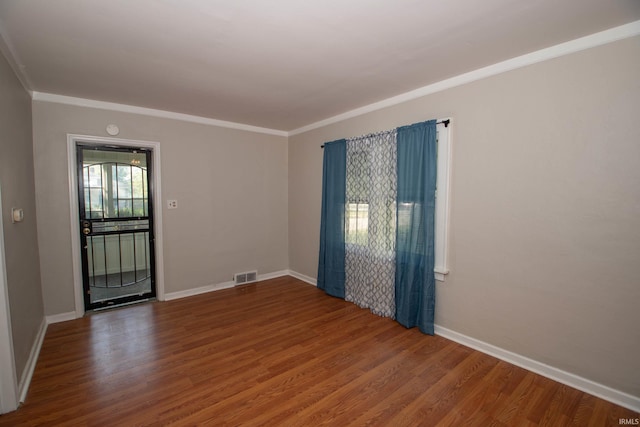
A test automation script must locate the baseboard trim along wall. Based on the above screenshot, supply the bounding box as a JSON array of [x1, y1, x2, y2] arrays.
[[18, 318, 47, 403], [45, 312, 78, 324], [164, 280, 235, 301], [164, 270, 291, 301], [258, 270, 291, 282], [287, 270, 317, 286], [434, 326, 640, 413]]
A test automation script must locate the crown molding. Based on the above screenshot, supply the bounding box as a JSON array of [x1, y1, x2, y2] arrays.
[[0, 21, 34, 95], [19, 20, 640, 137], [288, 20, 640, 136], [31, 92, 288, 137]]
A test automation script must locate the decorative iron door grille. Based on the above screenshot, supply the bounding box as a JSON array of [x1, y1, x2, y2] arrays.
[[77, 144, 156, 310]]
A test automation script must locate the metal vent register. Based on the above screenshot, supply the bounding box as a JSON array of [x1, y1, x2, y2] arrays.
[[234, 271, 257, 285]]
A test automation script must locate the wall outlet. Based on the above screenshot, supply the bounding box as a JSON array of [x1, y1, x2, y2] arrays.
[[167, 200, 178, 209]]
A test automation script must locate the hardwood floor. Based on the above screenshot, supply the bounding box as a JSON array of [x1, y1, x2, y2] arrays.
[[1, 276, 636, 426]]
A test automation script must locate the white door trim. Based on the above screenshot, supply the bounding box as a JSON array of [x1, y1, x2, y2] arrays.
[[0, 182, 19, 413], [67, 134, 165, 318]]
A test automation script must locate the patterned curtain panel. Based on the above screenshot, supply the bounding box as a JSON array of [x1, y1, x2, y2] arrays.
[[345, 131, 397, 318]]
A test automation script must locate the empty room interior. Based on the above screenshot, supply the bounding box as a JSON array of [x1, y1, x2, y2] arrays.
[[0, 1, 639, 425]]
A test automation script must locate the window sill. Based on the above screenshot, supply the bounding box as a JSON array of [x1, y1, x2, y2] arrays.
[[435, 268, 449, 282]]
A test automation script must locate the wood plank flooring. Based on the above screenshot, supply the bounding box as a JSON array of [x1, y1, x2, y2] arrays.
[[1, 276, 637, 426]]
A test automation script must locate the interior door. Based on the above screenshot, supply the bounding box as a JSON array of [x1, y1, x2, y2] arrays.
[[77, 144, 156, 310]]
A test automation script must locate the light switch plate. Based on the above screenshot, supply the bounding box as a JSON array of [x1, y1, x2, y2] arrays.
[[11, 208, 24, 223]]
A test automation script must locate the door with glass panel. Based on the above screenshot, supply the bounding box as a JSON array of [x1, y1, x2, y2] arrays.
[[77, 145, 156, 310]]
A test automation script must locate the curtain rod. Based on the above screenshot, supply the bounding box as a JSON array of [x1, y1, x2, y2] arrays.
[[321, 119, 450, 148]]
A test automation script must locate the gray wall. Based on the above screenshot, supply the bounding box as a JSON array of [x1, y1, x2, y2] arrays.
[[32, 102, 289, 315], [288, 37, 640, 397], [0, 53, 44, 380]]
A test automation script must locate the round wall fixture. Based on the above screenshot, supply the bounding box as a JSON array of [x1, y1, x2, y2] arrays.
[[106, 124, 120, 136]]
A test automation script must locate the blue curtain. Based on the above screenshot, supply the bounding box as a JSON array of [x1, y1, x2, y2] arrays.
[[395, 120, 437, 334], [317, 139, 347, 298]]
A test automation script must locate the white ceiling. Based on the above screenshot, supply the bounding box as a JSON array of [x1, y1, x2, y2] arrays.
[[1, 0, 639, 132]]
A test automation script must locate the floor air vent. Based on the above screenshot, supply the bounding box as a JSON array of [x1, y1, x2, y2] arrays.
[[234, 270, 257, 285]]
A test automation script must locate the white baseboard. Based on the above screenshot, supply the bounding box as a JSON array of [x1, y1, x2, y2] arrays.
[[287, 270, 317, 286], [46, 312, 78, 324], [164, 281, 235, 301], [18, 318, 47, 403], [164, 270, 290, 301], [258, 270, 290, 281], [434, 325, 640, 413]]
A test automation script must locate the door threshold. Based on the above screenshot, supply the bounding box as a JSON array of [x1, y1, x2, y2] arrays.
[[89, 298, 155, 313]]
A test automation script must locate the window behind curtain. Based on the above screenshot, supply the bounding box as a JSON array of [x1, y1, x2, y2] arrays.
[[344, 132, 397, 317]]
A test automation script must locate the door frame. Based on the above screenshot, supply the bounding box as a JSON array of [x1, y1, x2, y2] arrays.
[[67, 134, 165, 318], [0, 182, 19, 413]]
